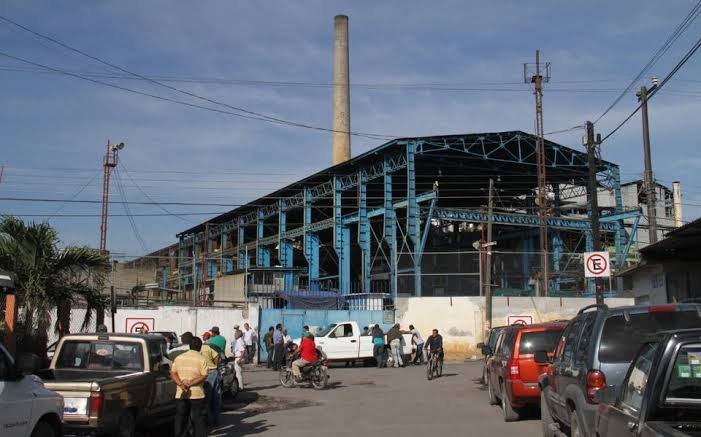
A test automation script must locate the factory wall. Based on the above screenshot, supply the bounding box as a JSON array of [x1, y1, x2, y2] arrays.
[[394, 296, 634, 362]]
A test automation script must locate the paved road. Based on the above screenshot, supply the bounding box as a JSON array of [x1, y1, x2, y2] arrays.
[[209, 361, 542, 437]]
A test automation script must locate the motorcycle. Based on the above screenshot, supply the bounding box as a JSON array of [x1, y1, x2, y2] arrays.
[[220, 357, 240, 399], [279, 359, 329, 390]]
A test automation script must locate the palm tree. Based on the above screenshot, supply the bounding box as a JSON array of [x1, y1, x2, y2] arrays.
[[0, 216, 109, 347]]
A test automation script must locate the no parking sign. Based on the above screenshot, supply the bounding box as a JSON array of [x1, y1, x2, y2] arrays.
[[584, 251, 611, 278]]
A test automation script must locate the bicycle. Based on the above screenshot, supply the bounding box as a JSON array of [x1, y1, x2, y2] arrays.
[[426, 349, 443, 380]]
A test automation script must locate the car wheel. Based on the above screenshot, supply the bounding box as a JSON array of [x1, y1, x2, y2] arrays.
[[540, 391, 555, 437], [118, 410, 137, 437], [487, 376, 499, 405], [501, 384, 521, 422], [30, 420, 57, 437], [570, 410, 583, 437]]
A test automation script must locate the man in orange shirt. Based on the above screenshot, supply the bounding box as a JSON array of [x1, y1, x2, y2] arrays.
[[291, 332, 318, 381]]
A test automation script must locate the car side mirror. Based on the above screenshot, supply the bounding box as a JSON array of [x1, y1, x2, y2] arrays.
[[534, 350, 551, 364], [593, 385, 616, 405], [481, 345, 492, 356], [16, 353, 42, 375]]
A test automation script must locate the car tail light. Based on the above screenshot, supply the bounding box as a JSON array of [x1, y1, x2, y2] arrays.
[[650, 305, 676, 313], [586, 370, 606, 403], [507, 358, 520, 380], [89, 392, 104, 417]]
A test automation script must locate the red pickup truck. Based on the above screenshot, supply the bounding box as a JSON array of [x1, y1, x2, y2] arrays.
[[485, 321, 566, 422]]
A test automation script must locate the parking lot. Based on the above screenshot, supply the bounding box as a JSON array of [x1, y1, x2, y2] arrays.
[[209, 362, 542, 437]]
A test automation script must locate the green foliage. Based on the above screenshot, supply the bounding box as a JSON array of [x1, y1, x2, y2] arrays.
[[0, 216, 109, 340]]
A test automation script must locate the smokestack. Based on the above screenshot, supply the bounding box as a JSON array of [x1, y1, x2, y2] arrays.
[[332, 14, 351, 165], [673, 181, 683, 227]]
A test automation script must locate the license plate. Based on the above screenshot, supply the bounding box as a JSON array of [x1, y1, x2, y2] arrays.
[[63, 397, 88, 416]]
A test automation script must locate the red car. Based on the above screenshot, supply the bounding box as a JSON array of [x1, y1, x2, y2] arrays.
[[484, 321, 566, 421]]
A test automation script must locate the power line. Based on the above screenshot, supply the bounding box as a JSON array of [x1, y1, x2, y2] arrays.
[[0, 15, 393, 140], [600, 31, 701, 144], [113, 168, 149, 252], [594, 0, 701, 124], [45, 170, 100, 220]]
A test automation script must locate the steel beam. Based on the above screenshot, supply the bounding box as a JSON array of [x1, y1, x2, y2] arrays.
[[415, 196, 437, 297], [304, 188, 320, 291], [384, 157, 397, 300], [277, 199, 294, 290], [334, 177, 351, 295], [358, 171, 371, 293], [257, 209, 271, 267], [432, 208, 618, 232], [237, 217, 246, 270]]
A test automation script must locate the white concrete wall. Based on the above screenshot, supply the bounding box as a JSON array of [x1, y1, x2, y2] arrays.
[[58, 305, 260, 357], [395, 296, 634, 362]]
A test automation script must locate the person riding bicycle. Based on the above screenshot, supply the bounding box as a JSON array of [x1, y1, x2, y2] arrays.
[[290, 332, 318, 382], [423, 329, 444, 364]]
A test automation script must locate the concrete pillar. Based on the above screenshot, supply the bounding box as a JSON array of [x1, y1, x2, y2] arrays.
[[673, 181, 683, 228], [332, 15, 351, 165]]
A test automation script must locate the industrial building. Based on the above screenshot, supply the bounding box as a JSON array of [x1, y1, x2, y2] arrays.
[[173, 131, 643, 307]]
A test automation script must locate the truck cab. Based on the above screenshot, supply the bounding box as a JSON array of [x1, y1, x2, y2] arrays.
[[0, 344, 64, 437]]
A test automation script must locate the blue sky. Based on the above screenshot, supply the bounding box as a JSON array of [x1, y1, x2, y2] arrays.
[[2, 1, 701, 257]]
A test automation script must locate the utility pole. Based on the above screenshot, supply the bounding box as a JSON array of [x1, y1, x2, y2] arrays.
[[485, 178, 495, 331], [525, 50, 551, 296], [99, 141, 125, 253], [637, 81, 659, 244], [586, 121, 604, 305]]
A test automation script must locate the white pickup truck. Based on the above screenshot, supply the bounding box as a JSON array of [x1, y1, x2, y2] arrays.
[[295, 321, 413, 363]]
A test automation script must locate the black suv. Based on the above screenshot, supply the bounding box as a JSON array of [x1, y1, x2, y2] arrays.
[[538, 303, 701, 437]]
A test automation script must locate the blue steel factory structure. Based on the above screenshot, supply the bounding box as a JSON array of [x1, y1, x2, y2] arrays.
[[176, 131, 639, 307]]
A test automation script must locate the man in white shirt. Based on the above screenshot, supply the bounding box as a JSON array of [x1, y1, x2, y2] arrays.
[[242, 323, 257, 364], [409, 324, 425, 365], [233, 330, 246, 390]]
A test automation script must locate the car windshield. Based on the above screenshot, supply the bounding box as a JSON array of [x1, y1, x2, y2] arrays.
[[518, 329, 564, 354], [55, 341, 144, 371], [666, 344, 701, 403], [599, 310, 701, 363], [314, 325, 336, 337]]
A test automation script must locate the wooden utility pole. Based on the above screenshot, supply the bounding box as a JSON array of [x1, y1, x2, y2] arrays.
[[586, 121, 604, 305], [485, 178, 495, 331], [525, 50, 551, 296]]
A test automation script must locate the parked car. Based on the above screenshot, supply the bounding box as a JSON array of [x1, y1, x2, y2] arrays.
[[484, 321, 567, 421], [38, 333, 176, 437], [294, 321, 413, 363], [477, 325, 508, 384], [539, 303, 701, 437], [595, 328, 701, 436], [0, 343, 64, 437], [150, 331, 179, 349]]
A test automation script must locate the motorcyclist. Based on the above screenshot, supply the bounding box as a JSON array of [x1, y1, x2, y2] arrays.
[[290, 332, 318, 382]]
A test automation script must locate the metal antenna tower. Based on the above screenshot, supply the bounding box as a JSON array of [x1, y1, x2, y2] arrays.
[[99, 140, 125, 253], [524, 50, 551, 296]]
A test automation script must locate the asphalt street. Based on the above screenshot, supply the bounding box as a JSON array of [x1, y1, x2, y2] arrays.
[[208, 361, 543, 437]]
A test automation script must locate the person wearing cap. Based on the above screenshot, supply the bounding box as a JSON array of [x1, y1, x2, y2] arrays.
[[290, 332, 318, 382], [168, 331, 194, 361], [202, 331, 212, 342], [208, 326, 226, 355], [233, 330, 246, 391]]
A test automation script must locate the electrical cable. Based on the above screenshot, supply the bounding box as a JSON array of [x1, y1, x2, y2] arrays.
[[594, 0, 701, 124], [600, 32, 701, 144], [44, 170, 100, 220], [0, 15, 393, 140], [118, 161, 195, 224], [113, 167, 149, 252]]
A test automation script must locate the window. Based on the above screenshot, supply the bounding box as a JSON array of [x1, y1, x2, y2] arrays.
[[600, 311, 700, 363], [666, 344, 701, 402], [561, 318, 582, 365], [331, 324, 353, 338], [56, 341, 144, 371], [500, 329, 517, 357], [575, 314, 596, 366], [621, 342, 658, 412], [518, 330, 564, 355]]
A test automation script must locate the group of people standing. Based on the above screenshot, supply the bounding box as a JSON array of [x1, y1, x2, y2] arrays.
[[168, 323, 256, 437], [369, 323, 443, 368], [262, 323, 295, 371]]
